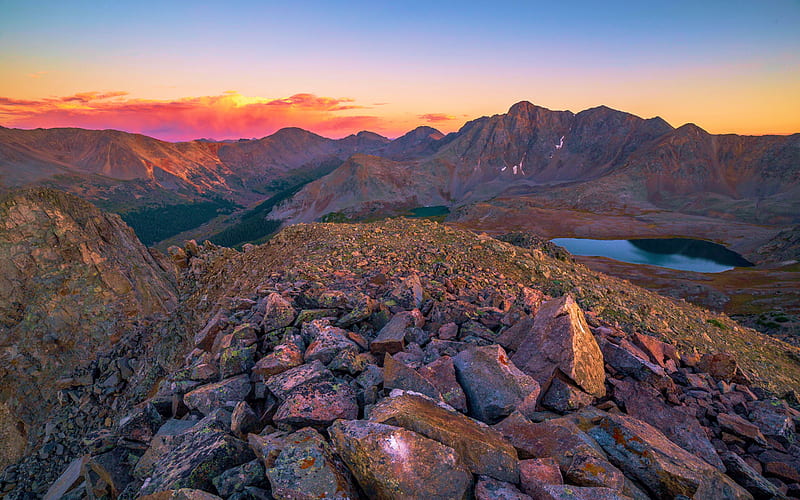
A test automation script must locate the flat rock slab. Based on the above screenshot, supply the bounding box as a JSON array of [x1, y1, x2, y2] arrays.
[[265, 360, 332, 400], [369, 392, 520, 483], [511, 294, 605, 398], [183, 375, 251, 415], [370, 310, 422, 355], [273, 378, 358, 427], [329, 419, 472, 500], [266, 427, 357, 500], [587, 413, 752, 500], [494, 412, 607, 473], [454, 344, 540, 424]]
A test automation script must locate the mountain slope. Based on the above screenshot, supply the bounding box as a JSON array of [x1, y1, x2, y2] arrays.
[[0, 188, 178, 469]]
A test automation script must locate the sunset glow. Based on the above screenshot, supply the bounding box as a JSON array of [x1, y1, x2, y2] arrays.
[[1, 1, 798, 141]]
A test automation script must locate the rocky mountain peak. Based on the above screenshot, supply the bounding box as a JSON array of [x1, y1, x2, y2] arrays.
[[0, 188, 178, 469]]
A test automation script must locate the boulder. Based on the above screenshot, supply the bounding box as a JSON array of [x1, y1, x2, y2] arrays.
[[183, 375, 251, 415], [519, 457, 563, 491], [44, 456, 88, 500], [565, 453, 625, 490], [389, 273, 424, 310], [86, 447, 137, 497], [511, 295, 605, 398], [418, 355, 468, 413], [329, 419, 472, 500], [612, 378, 723, 470], [600, 339, 673, 391], [261, 293, 296, 332], [369, 391, 520, 482], [117, 402, 163, 443], [588, 413, 752, 499], [475, 476, 533, 500], [303, 321, 360, 365], [526, 484, 632, 500], [748, 399, 796, 443], [220, 345, 257, 379], [231, 401, 260, 437], [133, 419, 198, 478], [495, 317, 535, 353], [138, 418, 254, 495], [212, 459, 266, 497], [632, 332, 678, 369], [717, 413, 768, 446], [264, 360, 332, 400], [541, 376, 595, 413], [494, 412, 607, 470], [454, 344, 540, 424], [383, 353, 442, 400], [265, 427, 357, 500], [252, 341, 304, 379], [273, 379, 358, 427], [720, 451, 786, 500], [698, 352, 739, 382], [370, 310, 423, 355], [139, 489, 223, 500]]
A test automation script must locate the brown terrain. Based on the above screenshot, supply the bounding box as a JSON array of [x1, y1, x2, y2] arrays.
[[0, 100, 798, 497], [0, 203, 798, 498]]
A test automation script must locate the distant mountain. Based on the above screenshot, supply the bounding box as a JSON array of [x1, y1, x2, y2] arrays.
[[2, 102, 797, 247]]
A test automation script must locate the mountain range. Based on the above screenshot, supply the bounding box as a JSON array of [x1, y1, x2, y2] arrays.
[[2, 101, 797, 254]]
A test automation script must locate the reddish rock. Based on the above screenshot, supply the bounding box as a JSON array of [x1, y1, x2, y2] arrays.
[[764, 461, 800, 484], [261, 293, 296, 333], [600, 339, 674, 391], [183, 375, 251, 415], [139, 490, 222, 500], [231, 401, 259, 438], [749, 399, 796, 443], [252, 341, 304, 379], [369, 391, 520, 483], [527, 484, 632, 500], [117, 402, 163, 443], [418, 355, 468, 413], [565, 453, 625, 490], [265, 427, 358, 500], [383, 353, 442, 400], [612, 378, 723, 470], [336, 292, 376, 327], [370, 310, 422, 355], [438, 322, 458, 340], [265, 360, 332, 400], [219, 345, 257, 378], [475, 476, 533, 500], [303, 321, 359, 365], [194, 311, 227, 351], [632, 332, 678, 369], [541, 376, 595, 413], [519, 457, 563, 494], [511, 295, 606, 398], [496, 316, 535, 352], [273, 379, 358, 428], [454, 344, 540, 424], [43, 456, 88, 500], [248, 431, 286, 470], [720, 451, 786, 500], [389, 273, 424, 310], [329, 419, 472, 500], [698, 352, 740, 382], [494, 412, 607, 473], [717, 413, 768, 446], [588, 413, 752, 499]]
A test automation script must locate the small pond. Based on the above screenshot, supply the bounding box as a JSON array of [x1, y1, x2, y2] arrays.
[[407, 206, 450, 218], [550, 237, 754, 273]]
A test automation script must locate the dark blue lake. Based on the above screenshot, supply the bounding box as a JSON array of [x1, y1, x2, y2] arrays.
[[551, 238, 754, 273]]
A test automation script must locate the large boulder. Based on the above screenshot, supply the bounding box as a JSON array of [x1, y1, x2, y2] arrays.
[[183, 375, 251, 415], [265, 427, 358, 500], [329, 419, 472, 499], [369, 391, 520, 482], [273, 378, 358, 428], [453, 344, 540, 423], [511, 295, 605, 398], [383, 353, 442, 400], [587, 413, 752, 499]]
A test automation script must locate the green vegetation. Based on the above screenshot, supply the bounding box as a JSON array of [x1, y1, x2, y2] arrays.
[[320, 212, 352, 223], [121, 198, 238, 246], [706, 318, 729, 330]]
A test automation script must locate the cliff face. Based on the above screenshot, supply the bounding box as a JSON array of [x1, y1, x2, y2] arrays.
[[0, 188, 178, 468]]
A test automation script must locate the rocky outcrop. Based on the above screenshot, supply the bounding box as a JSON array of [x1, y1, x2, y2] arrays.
[[0, 188, 177, 470], [2, 217, 799, 499]]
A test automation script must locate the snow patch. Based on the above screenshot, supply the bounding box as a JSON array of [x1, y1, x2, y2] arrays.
[[555, 136, 565, 150]]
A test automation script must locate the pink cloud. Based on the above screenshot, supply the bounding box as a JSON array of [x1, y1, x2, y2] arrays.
[[0, 91, 391, 141], [418, 113, 456, 122]]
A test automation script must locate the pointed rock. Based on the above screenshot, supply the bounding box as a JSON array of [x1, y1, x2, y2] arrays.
[[720, 451, 786, 500], [369, 391, 520, 483], [329, 419, 472, 500], [383, 353, 442, 400], [418, 355, 468, 413], [260, 293, 296, 333], [454, 344, 540, 424], [370, 310, 423, 355], [511, 295, 605, 398], [541, 376, 595, 413]]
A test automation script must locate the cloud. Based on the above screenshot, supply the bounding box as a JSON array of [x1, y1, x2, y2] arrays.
[[418, 113, 456, 122], [0, 91, 388, 141], [27, 71, 48, 79]]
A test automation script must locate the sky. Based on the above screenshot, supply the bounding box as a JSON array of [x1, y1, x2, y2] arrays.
[[1, 0, 798, 141]]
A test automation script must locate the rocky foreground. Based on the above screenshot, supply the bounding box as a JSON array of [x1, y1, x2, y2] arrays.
[[1, 192, 799, 499]]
